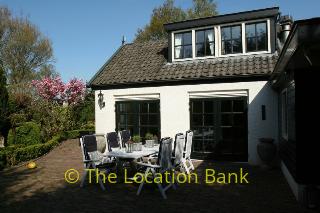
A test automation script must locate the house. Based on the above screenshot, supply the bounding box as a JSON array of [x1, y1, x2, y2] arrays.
[[88, 7, 319, 206], [271, 17, 320, 207], [89, 7, 280, 164]]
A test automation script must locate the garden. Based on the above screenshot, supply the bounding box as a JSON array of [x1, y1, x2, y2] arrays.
[[0, 7, 94, 170]]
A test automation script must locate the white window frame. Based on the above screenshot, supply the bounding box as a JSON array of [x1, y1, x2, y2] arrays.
[[281, 88, 288, 140], [171, 18, 271, 62]]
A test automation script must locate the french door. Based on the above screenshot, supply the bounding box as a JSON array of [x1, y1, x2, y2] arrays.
[[190, 97, 248, 161]]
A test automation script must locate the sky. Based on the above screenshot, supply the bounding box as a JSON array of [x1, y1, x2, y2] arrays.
[[0, 0, 319, 83]]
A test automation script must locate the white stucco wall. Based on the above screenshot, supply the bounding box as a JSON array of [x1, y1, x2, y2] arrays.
[[95, 81, 278, 165]]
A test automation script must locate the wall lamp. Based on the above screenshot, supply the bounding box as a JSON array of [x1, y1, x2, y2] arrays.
[[98, 90, 105, 109]]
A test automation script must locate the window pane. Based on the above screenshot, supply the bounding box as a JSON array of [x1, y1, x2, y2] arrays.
[[192, 114, 203, 126], [232, 39, 242, 53], [196, 43, 205, 57], [196, 31, 204, 43], [175, 46, 182, 59], [204, 101, 214, 113], [140, 102, 148, 113], [119, 114, 126, 125], [208, 43, 214, 56], [257, 36, 267, 50], [246, 37, 256, 52], [193, 101, 202, 113], [149, 114, 159, 125], [231, 26, 241, 39], [221, 100, 232, 112], [149, 102, 159, 113], [205, 30, 214, 42], [174, 33, 182, 46], [233, 100, 245, 112], [246, 24, 255, 38], [204, 115, 214, 126], [184, 45, 192, 58], [256, 23, 267, 37], [234, 114, 245, 126], [127, 114, 135, 126], [119, 103, 126, 112], [221, 27, 231, 40], [221, 114, 232, 126], [222, 40, 231, 55], [183, 32, 192, 45]]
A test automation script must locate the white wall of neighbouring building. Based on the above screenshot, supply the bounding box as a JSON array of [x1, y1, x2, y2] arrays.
[[95, 81, 278, 165]]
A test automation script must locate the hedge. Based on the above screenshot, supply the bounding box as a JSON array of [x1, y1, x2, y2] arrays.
[[0, 129, 94, 169], [7, 122, 41, 146]]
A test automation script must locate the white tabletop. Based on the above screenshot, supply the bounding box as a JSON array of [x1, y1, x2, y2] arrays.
[[104, 144, 159, 159]]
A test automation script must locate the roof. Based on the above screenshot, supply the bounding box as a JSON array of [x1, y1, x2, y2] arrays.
[[164, 7, 279, 32], [271, 17, 320, 88], [88, 40, 278, 89]]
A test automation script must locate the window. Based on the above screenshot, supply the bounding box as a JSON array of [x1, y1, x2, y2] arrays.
[[245, 22, 267, 52], [195, 29, 214, 57], [116, 101, 160, 139], [281, 89, 288, 139], [174, 31, 192, 59], [221, 25, 242, 55]]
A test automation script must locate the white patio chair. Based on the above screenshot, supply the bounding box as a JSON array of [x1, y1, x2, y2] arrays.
[[135, 137, 176, 199], [172, 133, 185, 168], [106, 132, 121, 151], [79, 134, 115, 191], [181, 130, 194, 174], [118, 130, 131, 148]]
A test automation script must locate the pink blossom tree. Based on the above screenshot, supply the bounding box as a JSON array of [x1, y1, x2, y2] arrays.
[[32, 77, 86, 105], [32, 76, 65, 101], [64, 78, 86, 105]]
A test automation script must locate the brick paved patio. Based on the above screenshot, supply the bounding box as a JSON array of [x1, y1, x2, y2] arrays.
[[0, 139, 315, 213]]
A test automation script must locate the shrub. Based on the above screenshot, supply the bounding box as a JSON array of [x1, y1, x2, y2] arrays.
[[1, 129, 94, 169], [9, 113, 28, 127], [7, 122, 41, 146], [132, 135, 141, 143], [27, 100, 75, 141], [145, 133, 154, 140]]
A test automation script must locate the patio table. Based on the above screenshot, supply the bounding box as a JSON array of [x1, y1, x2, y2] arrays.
[[103, 145, 159, 179], [104, 145, 159, 159]]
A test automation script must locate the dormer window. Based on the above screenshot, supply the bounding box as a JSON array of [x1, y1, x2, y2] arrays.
[[174, 31, 192, 59], [195, 29, 215, 57], [221, 25, 242, 55], [170, 18, 271, 61], [245, 22, 268, 52]]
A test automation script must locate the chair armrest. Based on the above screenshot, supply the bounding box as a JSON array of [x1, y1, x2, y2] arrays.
[[136, 161, 161, 168], [83, 159, 102, 163]]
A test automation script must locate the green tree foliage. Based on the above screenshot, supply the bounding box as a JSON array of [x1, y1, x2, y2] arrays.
[[187, 0, 218, 19], [0, 66, 8, 132], [135, 0, 218, 42], [1, 6, 56, 125], [7, 121, 41, 146], [70, 90, 95, 129], [27, 99, 75, 141], [0, 7, 10, 133], [0, 8, 54, 84]]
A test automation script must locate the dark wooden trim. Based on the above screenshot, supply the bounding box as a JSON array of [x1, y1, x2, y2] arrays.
[[164, 7, 279, 32]]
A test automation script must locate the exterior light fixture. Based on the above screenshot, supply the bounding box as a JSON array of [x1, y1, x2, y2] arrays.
[[98, 90, 105, 109]]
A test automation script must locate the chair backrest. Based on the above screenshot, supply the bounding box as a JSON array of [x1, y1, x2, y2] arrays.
[[184, 130, 193, 159], [173, 133, 185, 165], [95, 134, 107, 153], [119, 130, 131, 148], [157, 137, 173, 170], [80, 135, 97, 162], [107, 132, 120, 151]]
